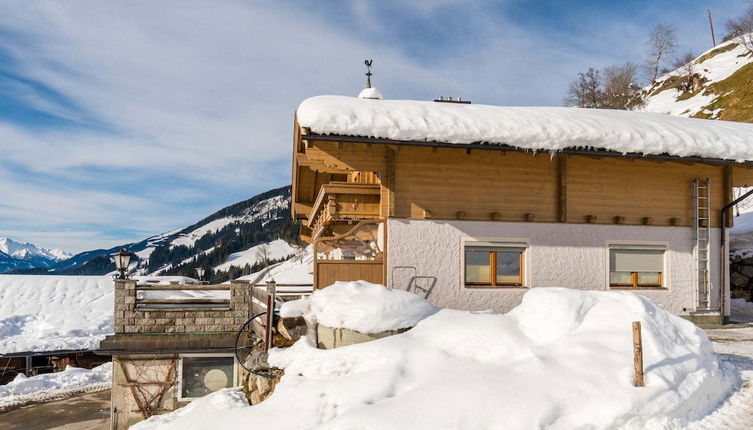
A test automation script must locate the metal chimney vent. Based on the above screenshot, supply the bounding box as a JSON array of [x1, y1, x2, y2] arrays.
[[434, 96, 471, 104]]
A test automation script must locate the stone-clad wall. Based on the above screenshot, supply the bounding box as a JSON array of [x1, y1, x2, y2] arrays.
[[730, 255, 753, 300], [113, 279, 251, 334]]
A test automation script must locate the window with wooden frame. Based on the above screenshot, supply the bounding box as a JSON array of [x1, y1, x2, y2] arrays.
[[464, 242, 526, 287], [609, 245, 665, 288]]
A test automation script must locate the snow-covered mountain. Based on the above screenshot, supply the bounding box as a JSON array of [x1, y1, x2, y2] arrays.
[[640, 34, 753, 123], [14, 186, 300, 282], [0, 238, 71, 273]]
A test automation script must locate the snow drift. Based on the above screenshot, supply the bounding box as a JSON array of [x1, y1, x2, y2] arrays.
[[280, 280, 439, 333], [0, 363, 112, 408], [133, 285, 733, 430], [0, 275, 114, 354]]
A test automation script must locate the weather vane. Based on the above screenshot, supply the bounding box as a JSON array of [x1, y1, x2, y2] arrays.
[[364, 59, 373, 88]]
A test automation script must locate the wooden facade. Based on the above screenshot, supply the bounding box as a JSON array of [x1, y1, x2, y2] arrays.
[[292, 120, 753, 290]]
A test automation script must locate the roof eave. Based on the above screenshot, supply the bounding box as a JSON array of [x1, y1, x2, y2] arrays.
[[302, 133, 753, 167]]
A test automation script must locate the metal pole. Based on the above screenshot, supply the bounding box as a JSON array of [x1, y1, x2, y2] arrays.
[[720, 188, 753, 325], [708, 9, 717, 47]]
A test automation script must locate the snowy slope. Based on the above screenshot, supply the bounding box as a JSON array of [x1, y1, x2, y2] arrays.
[[641, 35, 753, 122], [237, 245, 313, 285], [213, 239, 298, 272], [298, 95, 753, 162], [133, 286, 733, 430], [0, 275, 113, 355]]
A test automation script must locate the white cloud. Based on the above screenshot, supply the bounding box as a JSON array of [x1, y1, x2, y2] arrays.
[[0, 0, 743, 252]]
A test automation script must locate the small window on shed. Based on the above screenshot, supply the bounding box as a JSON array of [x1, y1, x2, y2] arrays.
[[609, 245, 665, 288], [464, 242, 526, 287], [179, 355, 235, 400]]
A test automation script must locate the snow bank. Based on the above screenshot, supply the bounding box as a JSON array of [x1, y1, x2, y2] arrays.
[[0, 363, 112, 409], [133, 287, 733, 430], [131, 388, 249, 430], [731, 298, 753, 323], [297, 95, 753, 162], [0, 275, 113, 354], [280, 280, 438, 333]]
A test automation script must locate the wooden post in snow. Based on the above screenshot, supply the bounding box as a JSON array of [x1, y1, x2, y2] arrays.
[[632, 321, 644, 387], [264, 281, 277, 352]]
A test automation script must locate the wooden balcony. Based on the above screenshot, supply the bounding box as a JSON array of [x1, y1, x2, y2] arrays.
[[308, 182, 381, 239]]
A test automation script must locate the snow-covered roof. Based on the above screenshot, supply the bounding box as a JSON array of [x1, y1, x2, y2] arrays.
[[297, 95, 753, 162]]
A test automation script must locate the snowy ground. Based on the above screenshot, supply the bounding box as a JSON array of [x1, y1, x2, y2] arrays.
[[132, 285, 741, 430], [0, 275, 114, 354], [0, 363, 112, 412], [688, 327, 753, 429]]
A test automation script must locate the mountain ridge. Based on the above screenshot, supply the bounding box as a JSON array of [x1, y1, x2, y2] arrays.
[[0, 237, 72, 274], [6, 185, 299, 282]]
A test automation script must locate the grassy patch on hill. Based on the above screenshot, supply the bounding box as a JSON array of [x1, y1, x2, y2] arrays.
[[704, 62, 753, 123]]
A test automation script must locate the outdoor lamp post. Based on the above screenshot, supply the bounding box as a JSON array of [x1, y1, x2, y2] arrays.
[[112, 248, 137, 279], [196, 267, 206, 282]]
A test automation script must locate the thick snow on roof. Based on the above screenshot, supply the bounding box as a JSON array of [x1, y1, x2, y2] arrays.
[[132, 287, 734, 430], [297, 95, 753, 161], [0, 275, 113, 355]]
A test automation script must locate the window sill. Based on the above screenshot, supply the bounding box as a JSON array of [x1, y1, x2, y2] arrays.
[[609, 286, 667, 291], [464, 285, 528, 290]]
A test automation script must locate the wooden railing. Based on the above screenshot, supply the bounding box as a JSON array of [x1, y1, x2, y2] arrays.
[[135, 283, 231, 310], [308, 182, 381, 239], [249, 282, 313, 349]]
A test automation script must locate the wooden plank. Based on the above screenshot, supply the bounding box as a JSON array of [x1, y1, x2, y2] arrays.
[[386, 146, 396, 218], [135, 299, 229, 305], [632, 321, 644, 387], [558, 155, 567, 222], [137, 285, 230, 291], [724, 165, 733, 227], [250, 286, 267, 302]]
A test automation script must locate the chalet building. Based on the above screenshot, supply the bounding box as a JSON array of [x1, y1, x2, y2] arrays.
[[291, 89, 753, 324]]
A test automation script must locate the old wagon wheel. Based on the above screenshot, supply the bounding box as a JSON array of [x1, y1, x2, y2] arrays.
[[234, 312, 278, 379]]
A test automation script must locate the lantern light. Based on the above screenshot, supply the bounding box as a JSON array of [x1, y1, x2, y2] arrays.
[[111, 248, 137, 279]]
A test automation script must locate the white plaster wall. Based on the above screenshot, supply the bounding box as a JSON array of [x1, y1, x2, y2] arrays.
[[387, 219, 721, 315]]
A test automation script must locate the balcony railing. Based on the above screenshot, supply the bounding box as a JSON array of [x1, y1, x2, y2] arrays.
[[308, 182, 381, 238]]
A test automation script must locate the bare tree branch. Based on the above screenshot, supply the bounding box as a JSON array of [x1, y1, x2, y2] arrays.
[[643, 23, 678, 83]]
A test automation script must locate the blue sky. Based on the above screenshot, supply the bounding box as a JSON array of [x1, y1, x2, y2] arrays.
[[0, 0, 748, 253]]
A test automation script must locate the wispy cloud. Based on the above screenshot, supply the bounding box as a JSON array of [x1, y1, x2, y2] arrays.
[[0, 0, 747, 252]]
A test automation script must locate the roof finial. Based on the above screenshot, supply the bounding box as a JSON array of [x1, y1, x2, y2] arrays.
[[364, 59, 373, 89], [358, 59, 383, 100]]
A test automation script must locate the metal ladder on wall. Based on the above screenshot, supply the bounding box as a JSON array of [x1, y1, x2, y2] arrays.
[[693, 178, 712, 310]]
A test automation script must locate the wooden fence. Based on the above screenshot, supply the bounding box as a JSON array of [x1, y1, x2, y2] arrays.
[[134, 283, 231, 310], [314, 260, 384, 289], [250, 282, 313, 350]]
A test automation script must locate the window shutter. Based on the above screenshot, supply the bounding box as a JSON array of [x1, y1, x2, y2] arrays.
[[610, 248, 664, 272]]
